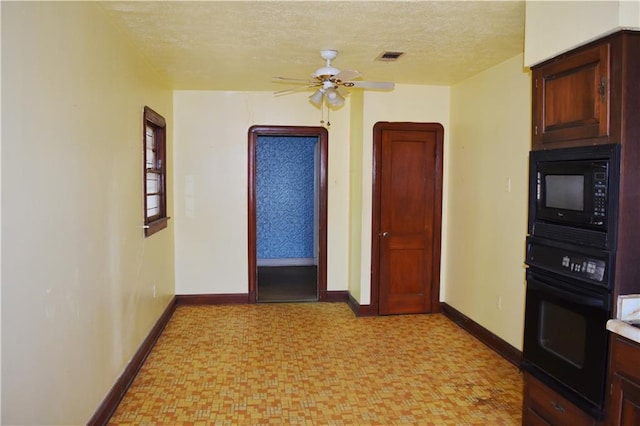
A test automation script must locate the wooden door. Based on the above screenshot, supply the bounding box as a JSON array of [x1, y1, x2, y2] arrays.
[[372, 122, 443, 315]]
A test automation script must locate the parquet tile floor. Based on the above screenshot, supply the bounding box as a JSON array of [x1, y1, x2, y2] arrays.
[[109, 302, 523, 425]]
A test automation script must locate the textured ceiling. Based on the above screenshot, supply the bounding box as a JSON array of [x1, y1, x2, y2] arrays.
[[99, 1, 525, 91]]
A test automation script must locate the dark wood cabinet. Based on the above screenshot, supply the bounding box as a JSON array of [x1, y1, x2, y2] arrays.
[[523, 372, 598, 426], [527, 29, 640, 304], [524, 29, 640, 426], [532, 43, 610, 148], [606, 335, 640, 426], [531, 31, 640, 151]]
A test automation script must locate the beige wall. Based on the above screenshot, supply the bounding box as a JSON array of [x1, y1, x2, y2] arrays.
[[2, 3, 175, 424], [348, 91, 365, 301], [172, 86, 449, 305], [525, 0, 640, 66], [447, 54, 531, 350], [173, 91, 352, 295]]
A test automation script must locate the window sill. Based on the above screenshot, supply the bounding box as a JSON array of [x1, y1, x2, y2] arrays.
[[145, 217, 169, 237]]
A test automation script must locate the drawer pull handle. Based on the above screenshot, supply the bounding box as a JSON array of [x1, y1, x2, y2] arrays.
[[551, 401, 565, 413]]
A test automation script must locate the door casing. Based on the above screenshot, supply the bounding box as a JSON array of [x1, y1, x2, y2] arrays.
[[248, 125, 328, 302]]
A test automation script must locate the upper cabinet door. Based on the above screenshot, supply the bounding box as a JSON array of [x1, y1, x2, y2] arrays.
[[532, 43, 611, 150]]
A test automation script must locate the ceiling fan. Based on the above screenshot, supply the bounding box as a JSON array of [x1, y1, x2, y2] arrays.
[[274, 50, 395, 108]]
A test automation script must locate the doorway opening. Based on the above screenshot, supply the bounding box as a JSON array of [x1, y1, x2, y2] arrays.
[[248, 126, 328, 303]]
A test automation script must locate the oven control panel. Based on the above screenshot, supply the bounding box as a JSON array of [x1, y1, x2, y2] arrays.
[[558, 253, 606, 282], [526, 237, 612, 287]]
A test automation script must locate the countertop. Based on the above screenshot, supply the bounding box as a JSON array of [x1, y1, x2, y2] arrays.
[[607, 294, 640, 344], [606, 319, 640, 344]]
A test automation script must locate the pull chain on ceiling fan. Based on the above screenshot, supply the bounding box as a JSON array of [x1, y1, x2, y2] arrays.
[[274, 50, 395, 111]]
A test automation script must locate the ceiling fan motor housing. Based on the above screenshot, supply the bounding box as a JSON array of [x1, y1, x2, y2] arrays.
[[322, 80, 336, 90], [313, 66, 340, 79], [314, 50, 340, 78]]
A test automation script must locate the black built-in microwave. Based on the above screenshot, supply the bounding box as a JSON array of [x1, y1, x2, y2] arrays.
[[529, 144, 621, 250]]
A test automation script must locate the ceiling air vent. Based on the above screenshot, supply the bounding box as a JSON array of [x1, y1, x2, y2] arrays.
[[376, 51, 404, 62]]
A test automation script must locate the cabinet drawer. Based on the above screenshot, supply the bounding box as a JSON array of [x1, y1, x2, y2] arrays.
[[524, 373, 597, 426], [610, 335, 640, 382], [523, 405, 552, 425]]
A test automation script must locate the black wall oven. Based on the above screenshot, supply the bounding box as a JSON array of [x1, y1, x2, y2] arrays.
[[523, 238, 613, 418], [523, 267, 611, 417], [524, 144, 621, 420]]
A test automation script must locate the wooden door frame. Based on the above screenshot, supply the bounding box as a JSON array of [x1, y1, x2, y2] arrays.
[[248, 125, 329, 303], [370, 122, 444, 314]]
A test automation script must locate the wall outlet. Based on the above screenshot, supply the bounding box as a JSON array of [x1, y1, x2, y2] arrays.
[[152, 284, 156, 298], [497, 296, 503, 310]]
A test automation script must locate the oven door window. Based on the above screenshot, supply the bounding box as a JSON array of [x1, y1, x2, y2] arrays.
[[539, 301, 586, 367]]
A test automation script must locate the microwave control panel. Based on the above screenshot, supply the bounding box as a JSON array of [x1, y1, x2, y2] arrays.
[[592, 171, 607, 223], [526, 239, 610, 287]]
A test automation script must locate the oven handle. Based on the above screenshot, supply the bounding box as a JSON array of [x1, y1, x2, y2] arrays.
[[528, 276, 607, 309]]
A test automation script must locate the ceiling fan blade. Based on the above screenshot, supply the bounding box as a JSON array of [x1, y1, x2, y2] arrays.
[[274, 84, 319, 95], [345, 81, 395, 90], [273, 76, 318, 84], [333, 69, 362, 83]]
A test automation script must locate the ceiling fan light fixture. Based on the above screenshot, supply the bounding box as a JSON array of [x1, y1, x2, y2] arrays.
[[309, 88, 324, 106], [324, 88, 345, 107], [275, 49, 394, 124]]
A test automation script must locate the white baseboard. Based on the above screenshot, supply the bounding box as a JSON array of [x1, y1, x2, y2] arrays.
[[257, 258, 316, 267]]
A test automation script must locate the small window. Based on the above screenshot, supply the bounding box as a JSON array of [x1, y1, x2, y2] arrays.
[[143, 106, 168, 237]]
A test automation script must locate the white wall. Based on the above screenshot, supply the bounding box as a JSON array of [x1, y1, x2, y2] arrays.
[[447, 54, 531, 350], [620, 0, 640, 27], [2, 3, 175, 424], [173, 91, 351, 295], [525, 0, 640, 66]]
